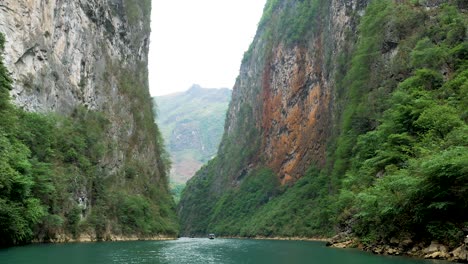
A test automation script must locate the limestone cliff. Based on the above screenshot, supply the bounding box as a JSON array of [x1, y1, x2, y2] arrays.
[[179, 0, 368, 234], [0, 0, 178, 241], [178, 0, 468, 255], [214, 0, 370, 187]]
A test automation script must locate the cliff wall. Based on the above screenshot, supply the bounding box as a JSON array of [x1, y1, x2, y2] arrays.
[[179, 1, 467, 259], [179, 0, 368, 234], [0, 0, 178, 242], [0, 0, 153, 173]]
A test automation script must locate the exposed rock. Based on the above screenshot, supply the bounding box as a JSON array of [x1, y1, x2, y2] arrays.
[[390, 237, 400, 246], [333, 237, 467, 262], [33, 233, 174, 243], [400, 238, 413, 248], [389, 236, 413, 249], [423, 241, 450, 259], [327, 232, 352, 245], [423, 241, 449, 254], [0, 0, 159, 187], [177, 2, 466, 262], [372, 246, 384, 254], [0, 0, 176, 238], [425, 251, 451, 260], [1, 0, 128, 112], [407, 243, 426, 257], [0, 0, 150, 173], [386, 247, 401, 255], [331, 240, 354, 248], [220, 0, 371, 186], [364, 244, 403, 256], [450, 245, 468, 262]]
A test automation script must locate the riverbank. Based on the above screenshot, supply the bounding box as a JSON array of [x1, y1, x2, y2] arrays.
[[327, 236, 468, 263], [32, 233, 176, 244], [253, 236, 329, 242], [216, 235, 328, 242], [215, 235, 467, 263]]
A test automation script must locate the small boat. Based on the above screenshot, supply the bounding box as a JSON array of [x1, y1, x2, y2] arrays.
[[208, 233, 215, 239]]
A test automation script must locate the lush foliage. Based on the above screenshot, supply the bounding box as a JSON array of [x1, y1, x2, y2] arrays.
[[169, 181, 185, 204], [0, 34, 178, 246], [256, 0, 325, 46], [220, 167, 333, 238], [208, 168, 280, 235], [180, 0, 467, 248], [178, 100, 261, 235], [331, 2, 468, 245], [0, 34, 46, 245]]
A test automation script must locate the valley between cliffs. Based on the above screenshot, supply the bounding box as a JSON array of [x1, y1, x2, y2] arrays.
[[178, 0, 468, 262]]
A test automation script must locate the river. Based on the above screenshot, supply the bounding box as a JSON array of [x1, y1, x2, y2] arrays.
[[0, 238, 451, 264]]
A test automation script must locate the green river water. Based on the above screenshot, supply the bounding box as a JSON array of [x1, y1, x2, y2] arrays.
[[0, 238, 451, 264]]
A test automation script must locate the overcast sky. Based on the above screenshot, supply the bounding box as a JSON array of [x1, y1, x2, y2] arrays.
[[148, 0, 266, 96]]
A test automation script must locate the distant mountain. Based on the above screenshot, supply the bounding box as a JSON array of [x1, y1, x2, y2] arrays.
[[154, 85, 231, 184]]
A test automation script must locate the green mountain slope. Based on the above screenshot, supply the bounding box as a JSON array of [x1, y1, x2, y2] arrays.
[[154, 85, 231, 184], [178, 0, 467, 259]]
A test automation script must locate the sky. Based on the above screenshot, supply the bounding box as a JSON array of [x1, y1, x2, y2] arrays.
[[148, 0, 267, 96]]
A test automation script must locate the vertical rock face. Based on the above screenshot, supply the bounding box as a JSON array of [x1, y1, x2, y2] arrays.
[[180, 0, 467, 249], [178, 0, 369, 234], [0, 0, 152, 179], [0, 0, 147, 112], [261, 44, 330, 184], [0, 0, 177, 239], [223, 0, 367, 184]]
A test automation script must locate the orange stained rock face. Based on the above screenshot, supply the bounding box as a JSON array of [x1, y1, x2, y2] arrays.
[[281, 174, 294, 185], [262, 45, 330, 184], [291, 50, 310, 94]]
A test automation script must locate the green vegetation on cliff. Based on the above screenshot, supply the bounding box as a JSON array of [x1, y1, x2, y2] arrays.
[[0, 34, 178, 247], [344, 5, 467, 245], [332, 2, 467, 245], [179, 96, 261, 235], [179, 0, 467, 249]]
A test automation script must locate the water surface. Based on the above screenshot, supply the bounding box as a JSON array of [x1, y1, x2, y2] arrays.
[[0, 238, 451, 264]]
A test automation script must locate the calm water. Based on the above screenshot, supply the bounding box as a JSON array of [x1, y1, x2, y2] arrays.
[[0, 238, 451, 264]]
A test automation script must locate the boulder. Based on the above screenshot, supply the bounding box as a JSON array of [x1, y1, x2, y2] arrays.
[[425, 251, 450, 259], [423, 241, 448, 254], [410, 242, 425, 252], [389, 237, 399, 245], [327, 232, 352, 247], [450, 245, 468, 262], [386, 247, 401, 255], [372, 246, 384, 254], [331, 240, 354, 248], [423, 241, 450, 260], [371, 246, 384, 255], [400, 238, 413, 248]]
